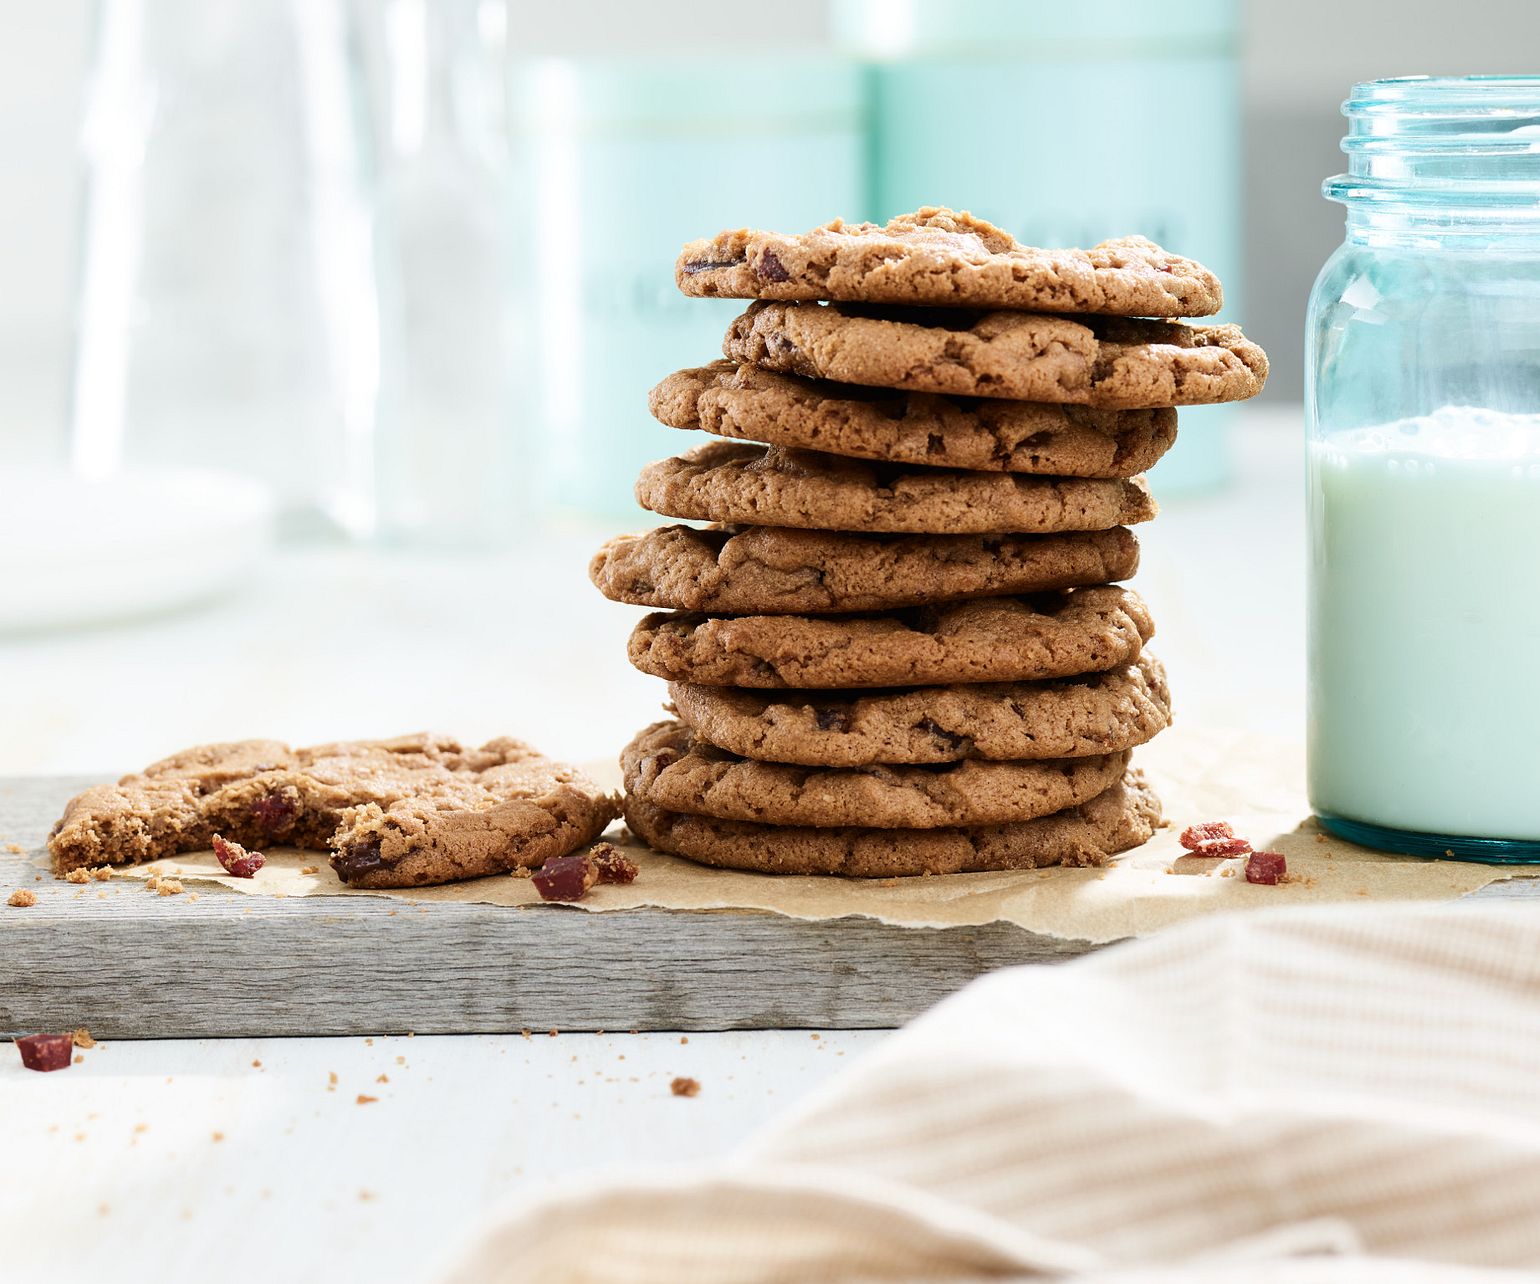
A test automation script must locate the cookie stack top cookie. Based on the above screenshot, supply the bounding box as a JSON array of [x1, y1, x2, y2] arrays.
[[592, 207, 1266, 878]]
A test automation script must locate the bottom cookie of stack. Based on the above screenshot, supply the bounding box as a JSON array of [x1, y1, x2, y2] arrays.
[[621, 721, 1161, 878]]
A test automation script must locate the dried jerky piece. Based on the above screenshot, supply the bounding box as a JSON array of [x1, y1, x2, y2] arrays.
[[590, 842, 638, 886], [213, 833, 265, 879], [1179, 821, 1234, 850], [15, 1034, 74, 1072], [532, 855, 597, 902], [1245, 850, 1287, 885], [1179, 820, 1251, 858]]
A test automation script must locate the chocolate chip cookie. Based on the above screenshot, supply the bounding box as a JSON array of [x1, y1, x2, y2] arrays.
[[627, 587, 1154, 689], [723, 302, 1268, 407], [636, 441, 1157, 535], [590, 524, 1140, 615], [625, 770, 1163, 876], [649, 362, 1178, 479], [668, 654, 1169, 767], [676, 206, 1222, 318], [623, 720, 1130, 828], [48, 734, 619, 889]]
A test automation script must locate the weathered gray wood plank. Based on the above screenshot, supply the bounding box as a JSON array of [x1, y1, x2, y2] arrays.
[[0, 777, 1089, 1038], [4, 777, 1531, 1039]]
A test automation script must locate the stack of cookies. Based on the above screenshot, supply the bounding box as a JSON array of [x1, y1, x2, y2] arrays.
[[591, 208, 1266, 877]]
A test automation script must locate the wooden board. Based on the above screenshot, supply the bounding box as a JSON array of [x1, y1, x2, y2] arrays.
[[5, 777, 1535, 1039], [0, 777, 1093, 1038]]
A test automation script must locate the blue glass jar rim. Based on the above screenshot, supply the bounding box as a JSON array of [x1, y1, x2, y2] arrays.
[[1344, 74, 1540, 115], [1326, 75, 1540, 211]]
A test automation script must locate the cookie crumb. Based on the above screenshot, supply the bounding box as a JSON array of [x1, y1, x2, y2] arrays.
[[299, 866, 320, 876], [72, 1029, 96, 1049], [73, 1053, 84, 1064], [252, 1059, 262, 1069], [65, 868, 90, 885], [91, 866, 113, 881], [670, 1077, 700, 1098], [4, 843, 22, 854], [590, 841, 639, 885], [211, 1131, 224, 1143], [157, 879, 184, 896], [356, 1094, 378, 1105], [680, 1036, 688, 1045], [375, 1073, 389, 1084], [8, 889, 37, 907], [548, 1028, 558, 1038]]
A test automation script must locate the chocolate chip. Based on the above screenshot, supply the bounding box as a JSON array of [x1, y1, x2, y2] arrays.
[[918, 719, 966, 750], [681, 259, 738, 275], [334, 838, 383, 883], [757, 249, 790, 282], [815, 707, 852, 733]]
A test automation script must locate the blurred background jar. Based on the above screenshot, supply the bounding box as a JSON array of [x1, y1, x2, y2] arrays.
[[832, 0, 1243, 496], [358, 0, 517, 549], [70, 0, 376, 538], [1307, 76, 1540, 860], [507, 57, 865, 525]]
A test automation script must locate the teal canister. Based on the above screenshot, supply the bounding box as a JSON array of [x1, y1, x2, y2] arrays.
[[833, 0, 1243, 495], [507, 60, 865, 523]]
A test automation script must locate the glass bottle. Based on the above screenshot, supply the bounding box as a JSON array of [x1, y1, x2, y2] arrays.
[[70, 0, 375, 537], [1307, 76, 1540, 860]]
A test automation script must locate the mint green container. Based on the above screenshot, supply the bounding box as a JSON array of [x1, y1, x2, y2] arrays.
[[508, 60, 865, 523], [833, 0, 1242, 495]]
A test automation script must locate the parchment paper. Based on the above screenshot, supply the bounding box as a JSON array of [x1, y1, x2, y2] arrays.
[[106, 727, 1536, 944]]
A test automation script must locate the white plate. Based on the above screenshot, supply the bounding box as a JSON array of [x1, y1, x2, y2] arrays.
[[0, 467, 276, 632]]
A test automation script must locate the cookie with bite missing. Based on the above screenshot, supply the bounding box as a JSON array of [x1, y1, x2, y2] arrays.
[[636, 441, 1156, 535], [676, 206, 1222, 317], [649, 362, 1178, 479], [590, 524, 1140, 615], [723, 301, 1268, 407], [48, 734, 618, 889], [623, 720, 1130, 828], [625, 769, 1162, 877], [627, 587, 1154, 689]]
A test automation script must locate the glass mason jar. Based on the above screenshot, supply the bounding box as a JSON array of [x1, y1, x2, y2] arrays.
[[1307, 77, 1540, 861]]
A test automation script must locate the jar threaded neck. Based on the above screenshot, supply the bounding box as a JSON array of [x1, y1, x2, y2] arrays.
[[1325, 76, 1540, 218]]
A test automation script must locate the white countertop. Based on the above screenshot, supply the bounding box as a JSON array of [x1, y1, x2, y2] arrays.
[[0, 407, 1306, 1284]]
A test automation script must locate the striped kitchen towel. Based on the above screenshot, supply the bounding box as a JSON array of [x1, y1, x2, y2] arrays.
[[444, 901, 1540, 1282]]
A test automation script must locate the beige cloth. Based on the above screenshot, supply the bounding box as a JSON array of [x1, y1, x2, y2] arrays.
[[443, 901, 1540, 1283]]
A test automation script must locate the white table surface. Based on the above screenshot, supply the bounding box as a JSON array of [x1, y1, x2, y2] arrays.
[[0, 407, 1305, 1283]]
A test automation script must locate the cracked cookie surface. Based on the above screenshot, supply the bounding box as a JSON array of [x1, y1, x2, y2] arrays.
[[48, 734, 619, 889], [627, 587, 1154, 689], [623, 720, 1129, 828], [636, 440, 1156, 535], [676, 206, 1221, 317], [649, 362, 1178, 478], [723, 303, 1268, 406], [625, 769, 1162, 876], [590, 524, 1140, 615], [667, 654, 1170, 767]]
